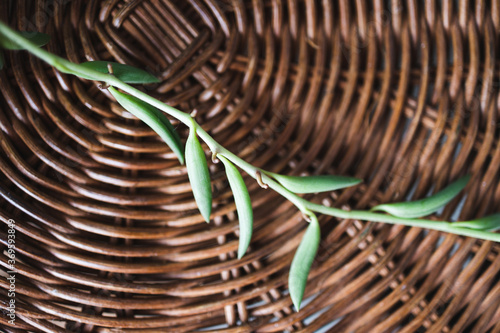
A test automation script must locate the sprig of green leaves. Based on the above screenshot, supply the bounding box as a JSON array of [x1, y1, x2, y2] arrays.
[[1, 23, 499, 313]]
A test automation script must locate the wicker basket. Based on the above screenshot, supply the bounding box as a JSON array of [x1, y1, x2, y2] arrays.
[[1, 1, 500, 332]]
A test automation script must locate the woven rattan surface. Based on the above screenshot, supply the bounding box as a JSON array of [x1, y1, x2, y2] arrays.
[[1, 1, 500, 332]]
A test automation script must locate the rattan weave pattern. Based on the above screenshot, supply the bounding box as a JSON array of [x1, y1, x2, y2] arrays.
[[1, 1, 500, 332]]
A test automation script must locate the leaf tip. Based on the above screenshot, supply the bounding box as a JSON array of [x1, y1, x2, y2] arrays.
[[348, 178, 363, 188], [237, 236, 251, 259], [200, 203, 212, 223], [292, 298, 301, 311], [178, 154, 185, 165], [237, 250, 245, 260]]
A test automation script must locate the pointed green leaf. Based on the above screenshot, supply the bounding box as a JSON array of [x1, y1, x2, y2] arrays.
[[219, 155, 253, 259], [452, 213, 500, 232], [108, 87, 184, 164], [185, 127, 212, 222], [289, 217, 320, 310], [148, 107, 184, 151], [0, 31, 50, 50], [79, 61, 160, 84], [148, 107, 183, 161], [269, 173, 361, 194], [371, 175, 471, 218]]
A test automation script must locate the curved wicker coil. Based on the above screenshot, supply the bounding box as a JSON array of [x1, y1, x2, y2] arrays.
[[1, 1, 500, 332]]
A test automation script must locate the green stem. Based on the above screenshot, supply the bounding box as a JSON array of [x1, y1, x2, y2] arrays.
[[0, 21, 308, 212], [0, 21, 192, 126], [1, 21, 498, 243], [307, 203, 500, 242], [217, 148, 310, 212]]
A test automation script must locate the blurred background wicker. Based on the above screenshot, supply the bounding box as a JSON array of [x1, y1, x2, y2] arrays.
[[1, 0, 500, 332]]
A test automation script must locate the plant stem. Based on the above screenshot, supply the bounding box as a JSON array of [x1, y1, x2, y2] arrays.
[[307, 203, 500, 242], [0, 21, 309, 212], [1, 21, 498, 243]]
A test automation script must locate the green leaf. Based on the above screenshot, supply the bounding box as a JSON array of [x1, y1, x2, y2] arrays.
[[289, 216, 321, 310], [0, 31, 50, 50], [371, 175, 471, 218], [79, 61, 160, 84], [148, 106, 183, 162], [185, 126, 212, 222], [269, 173, 361, 194], [219, 155, 253, 259], [452, 213, 500, 232], [108, 87, 184, 164]]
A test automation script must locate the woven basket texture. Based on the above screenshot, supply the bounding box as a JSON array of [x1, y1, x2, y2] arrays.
[[1, 0, 500, 332]]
